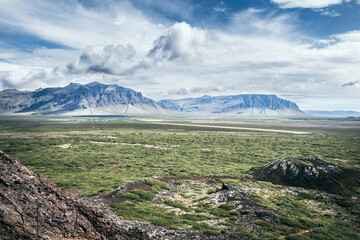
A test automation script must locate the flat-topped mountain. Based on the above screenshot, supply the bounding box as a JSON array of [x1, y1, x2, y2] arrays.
[[0, 82, 304, 116], [158, 94, 304, 116]]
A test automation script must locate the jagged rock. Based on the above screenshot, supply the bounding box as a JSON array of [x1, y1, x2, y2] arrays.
[[0, 150, 146, 239], [253, 157, 360, 194]]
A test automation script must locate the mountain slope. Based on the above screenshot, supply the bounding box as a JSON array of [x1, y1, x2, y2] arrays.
[[0, 82, 165, 115], [158, 94, 304, 116], [0, 82, 304, 116]]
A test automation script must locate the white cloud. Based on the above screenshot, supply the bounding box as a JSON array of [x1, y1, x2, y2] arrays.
[[146, 22, 206, 62], [0, 0, 166, 52], [271, 0, 350, 8], [63, 22, 206, 76], [313, 8, 341, 17], [67, 44, 138, 75], [0, 2, 359, 110]]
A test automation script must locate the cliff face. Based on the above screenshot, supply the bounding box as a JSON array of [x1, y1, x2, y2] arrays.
[[0, 150, 145, 239], [0, 82, 163, 114], [0, 82, 304, 116], [158, 94, 304, 116]]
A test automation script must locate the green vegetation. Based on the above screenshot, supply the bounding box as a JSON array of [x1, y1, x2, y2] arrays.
[[192, 223, 222, 236], [232, 226, 256, 238], [0, 117, 359, 196], [0, 116, 359, 238], [210, 204, 239, 217]]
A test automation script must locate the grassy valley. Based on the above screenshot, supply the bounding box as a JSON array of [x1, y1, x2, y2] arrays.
[[0, 116, 359, 239]]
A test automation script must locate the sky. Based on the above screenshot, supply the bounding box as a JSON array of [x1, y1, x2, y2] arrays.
[[0, 0, 359, 111]]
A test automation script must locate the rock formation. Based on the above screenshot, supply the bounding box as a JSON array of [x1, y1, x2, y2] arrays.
[[253, 157, 360, 194], [0, 150, 146, 239]]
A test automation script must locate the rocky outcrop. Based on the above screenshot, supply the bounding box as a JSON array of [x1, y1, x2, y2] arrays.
[[0, 150, 146, 239], [253, 157, 360, 194]]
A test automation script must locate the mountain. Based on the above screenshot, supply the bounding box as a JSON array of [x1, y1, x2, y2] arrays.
[[305, 110, 360, 118], [0, 82, 304, 116], [0, 82, 165, 115], [158, 94, 304, 116], [0, 150, 145, 239]]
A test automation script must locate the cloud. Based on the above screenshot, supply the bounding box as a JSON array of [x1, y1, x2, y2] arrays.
[[168, 86, 225, 95], [213, 7, 227, 13], [66, 44, 138, 75], [342, 80, 359, 87], [271, 0, 350, 8], [0, 66, 64, 90], [313, 9, 341, 17], [0, 2, 359, 110], [0, 21, 207, 88], [145, 22, 206, 62], [64, 22, 206, 76], [0, 0, 165, 52]]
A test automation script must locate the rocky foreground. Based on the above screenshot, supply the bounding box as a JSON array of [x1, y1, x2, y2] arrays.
[[0, 150, 146, 239], [1, 152, 359, 239]]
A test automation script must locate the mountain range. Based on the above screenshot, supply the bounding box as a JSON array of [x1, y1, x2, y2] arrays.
[[0, 81, 304, 116], [305, 110, 360, 118]]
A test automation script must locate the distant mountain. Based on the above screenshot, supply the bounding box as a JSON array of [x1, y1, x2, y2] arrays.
[[0, 82, 304, 116], [158, 94, 304, 116], [305, 110, 360, 118], [0, 82, 165, 115]]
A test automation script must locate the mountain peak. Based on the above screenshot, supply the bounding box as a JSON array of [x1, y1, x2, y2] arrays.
[[85, 81, 105, 87]]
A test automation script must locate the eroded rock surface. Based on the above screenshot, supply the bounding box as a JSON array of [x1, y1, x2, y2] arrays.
[[0, 150, 146, 240], [253, 157, 360, 194]]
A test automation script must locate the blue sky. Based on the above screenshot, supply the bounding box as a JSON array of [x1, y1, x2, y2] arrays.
[[0, 0, 359, 110]]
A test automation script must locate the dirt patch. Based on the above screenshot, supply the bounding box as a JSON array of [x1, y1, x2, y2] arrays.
[[55, 143, 72, 149], [90, 141, 118, 146], [200, 148, 211, 151]]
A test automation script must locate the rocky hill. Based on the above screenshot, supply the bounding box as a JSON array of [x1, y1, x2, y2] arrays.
[[253, 157, 360, 194], [158, 94, 304, 116], [0, 150, 146, 239]]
